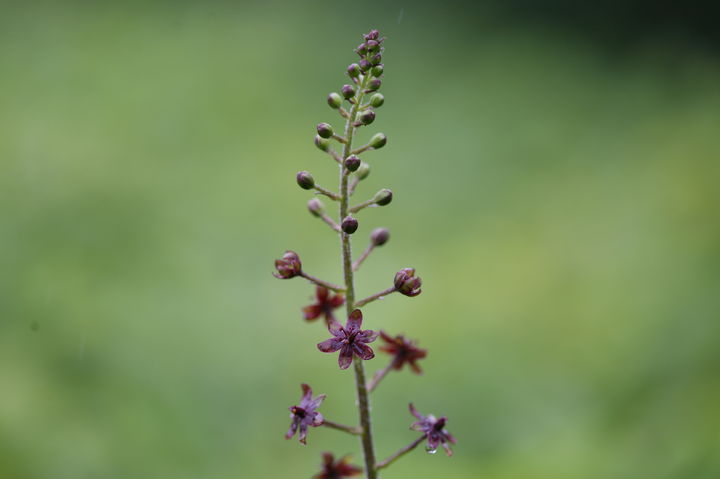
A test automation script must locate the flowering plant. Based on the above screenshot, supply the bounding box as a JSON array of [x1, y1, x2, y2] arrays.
[[274, 29, 455, 478]]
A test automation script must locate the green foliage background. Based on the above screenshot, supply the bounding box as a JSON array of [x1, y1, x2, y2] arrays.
[[1, 2, 719, 478]]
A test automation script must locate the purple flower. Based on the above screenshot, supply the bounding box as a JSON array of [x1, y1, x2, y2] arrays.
[[273, 251, 302, 279], [409, 403, 457, 456], [303, 286, 345, 324], [313, 452, 362, 479], [317, 309, 378, 370], [285, 384, 325, 445], [379, 332, 428, 374], [394, 268, 422, 297]]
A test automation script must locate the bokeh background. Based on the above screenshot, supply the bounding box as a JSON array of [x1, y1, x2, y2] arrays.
[[2, 1, 719, 478]]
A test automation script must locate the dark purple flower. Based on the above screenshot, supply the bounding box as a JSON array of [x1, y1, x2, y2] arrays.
[[313, 452, 362, 479], [303, 286, 345, 324], [409, 403, 456, 456], [273, 251, 302, 279], [317, 309, 378, 370], [285, 384, 325, 445], [394, 268, 422, 297], [379, 332, 427, 374]]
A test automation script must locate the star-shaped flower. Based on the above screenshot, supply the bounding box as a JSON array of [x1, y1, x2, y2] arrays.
[[303, 286, 345, 324], [409, 403, 457, 456], [379, 332, 428, 374], [313, 452, 362, 479], [317, 309, 378, 370], [285, 383, 325, 445]]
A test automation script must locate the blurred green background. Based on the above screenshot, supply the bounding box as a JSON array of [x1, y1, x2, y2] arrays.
[[2, 1, 719, 478]]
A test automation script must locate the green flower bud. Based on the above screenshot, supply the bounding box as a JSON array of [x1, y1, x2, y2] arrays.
[[296, 171, 315, 190], [369, 133, 387, 149], [327, 92, 342, 109], [307, 198, 325, 217], [369, 93, 384, 108], [341, 84, 356, 99], [367, 78, 381, 91], [314, 135, 330, 152], [347, 63, 361, 78], [371, 65, 384, 77], [316, 123, 333, 139], [373, 188, 393, 206], [355, 162, 371, 180]]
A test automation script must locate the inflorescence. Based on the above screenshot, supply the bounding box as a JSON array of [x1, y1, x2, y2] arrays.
[[273, 29, 455, 478]]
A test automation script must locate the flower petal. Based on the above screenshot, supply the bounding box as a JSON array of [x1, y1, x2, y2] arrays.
[[409, 360, 423, 375], [409, 403, 424, 420], [346, 309, 363, 332], [298, 424, 308, 445], [309, 393, 326, 410], [303, 304, 323, 321], [338, 345, 354, 369], [285, 419, 298, 439], [353, 342, 375, 361], [328, 319, 344, 337], [312, 411, 324, 427], [356, 329, 378, 344], [329, 293, 345, 308], [316, 286, 329, 302], [301, 383, 312, 402], [442, 441, 454, 457], [317, 338, 343, 353]]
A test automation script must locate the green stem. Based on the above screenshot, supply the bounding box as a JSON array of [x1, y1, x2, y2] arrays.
[[376, 436, 425, 470], [339, 73, 378, 479]]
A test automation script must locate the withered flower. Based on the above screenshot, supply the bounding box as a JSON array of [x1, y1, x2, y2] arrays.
[[394, 268, 422, 297], [409, 403, 456, 456], [273, 251, 302, 279], [285, 383, 325, 445], [317, 309, 378, 370], [313, 452, 362, 479], [303, 286, 345, 324], [379, 332, 427, 374]]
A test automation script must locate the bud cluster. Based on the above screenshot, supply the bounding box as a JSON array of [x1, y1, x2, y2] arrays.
[[271, 29, 454, 478]]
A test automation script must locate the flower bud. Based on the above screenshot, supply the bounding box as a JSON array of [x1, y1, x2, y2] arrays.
[[355, 162, 371, 180], [307, 198, 325, 217], [370, 53, 382, 66], [341, 216, 359, 234], [371, 65, 384, 77], [373, 189, 393, 206], [366, 40, 379, 53], [359, 59, 371, 72], [327, 92, 342, 109], [370, 227, 390, 246], [394, 268, 422, 297], [369, 94, 384, 109], [347, 63, 361, 78], [273, 251, 302, 279], [369, 133, 387, 149], [314, 135, 330, 152], [356, 43, 368, 55], [365, 30, 380, 41], [316, 123, 333, 139], [296, 171, 315, 190], [359, 109, 375, 125], [367, 78, 382, 91], [344, 155, 361, 172], [341, 84, 356, 99]]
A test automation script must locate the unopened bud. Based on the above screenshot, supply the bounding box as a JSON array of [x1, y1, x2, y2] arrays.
[[356, 162, 371, 180], [371, 65, 384, 77], [369, 132, 387, 149], [344, 155, 361, 172], [307, 198, 325, 217], [273, 251, 302, 279], [367, 78, 382, 91], [370, 227, 390, 246], [370, 53, 382, 66], [373, 188, 393, 206], [341, 84, 356, 99], [359, 109, 375, 125], [394, 268, 422, 297], [365, 30, 380, 41], [316, 123, 333, 139], [327, 92, 342, 109], [359, 59, 371, 72], [366, 40, 379, 53], [296, 171, 315, 190], [314, 135, 330, 152], [347, 63, 361, 78], [369, 93, 384, 108], [356, 43, 368, 55], [341, 216, 359, 234]]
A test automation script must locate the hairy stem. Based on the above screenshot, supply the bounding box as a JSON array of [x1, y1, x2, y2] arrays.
[[339, 73, 378, 479], [299, 272, 345, 292], [355, 287, 397, 308], [352, 243, 375, 272], [322, 420, 362, 436], [367, 362, 394, 393], [314, 185, 340, 201], [376, 436, 425, 470]]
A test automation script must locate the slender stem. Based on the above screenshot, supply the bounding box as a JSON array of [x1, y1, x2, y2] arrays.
[[339, 73, 378, 479], [299, 272, 345, 292], [351, 144, 372, 155], [322, 420, 362, 436], [349, 199, 376, 214], [348, 176, 361, 196], [314, 185, 340, 201], [332, 134, 348, 144], [355, 287, 397, 308], [352, 243, 375, 271], [329, 150, 343, 164], [376, 436, 425, 470], [318, 212, 341, 232], [367, 362, 394, 393]]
